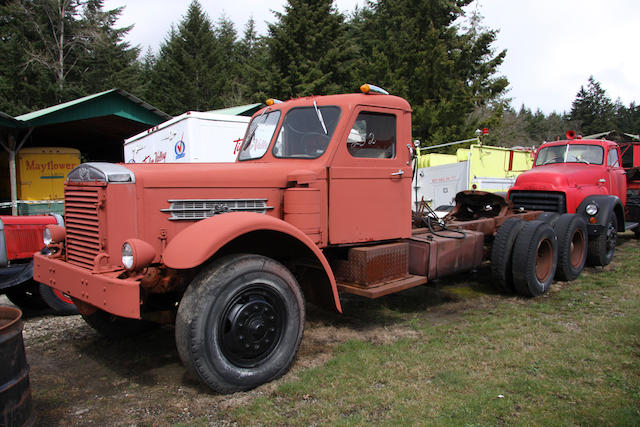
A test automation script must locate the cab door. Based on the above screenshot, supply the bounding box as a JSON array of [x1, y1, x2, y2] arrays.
[[328, 107, 412, 244], [607, 146, 626, 204]]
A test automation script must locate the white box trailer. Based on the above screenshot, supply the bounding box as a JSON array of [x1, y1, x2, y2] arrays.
[[124, 112, 250, 163]]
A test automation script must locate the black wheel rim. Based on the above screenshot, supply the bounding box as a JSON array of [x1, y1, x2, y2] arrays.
[[606, 219, 617, 254], [219, 284, 286, 368]]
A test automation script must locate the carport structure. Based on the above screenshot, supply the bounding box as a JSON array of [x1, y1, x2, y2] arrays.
[[0, 89, 170, 214]]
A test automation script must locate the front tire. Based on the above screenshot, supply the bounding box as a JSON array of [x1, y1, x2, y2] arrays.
[[175, 254, 305, 394], [587, 211, 617, 266], [39, 284, 78, 315]]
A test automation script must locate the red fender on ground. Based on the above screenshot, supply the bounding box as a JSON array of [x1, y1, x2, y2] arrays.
[[162, 212, 342, 313]]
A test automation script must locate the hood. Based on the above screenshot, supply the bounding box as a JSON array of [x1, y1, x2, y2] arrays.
[[122, 161, 326, 189], [513, 163, 605, 191]]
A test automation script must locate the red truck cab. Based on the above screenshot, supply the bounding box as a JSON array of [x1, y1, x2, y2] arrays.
[[508, 133, 628, 266]]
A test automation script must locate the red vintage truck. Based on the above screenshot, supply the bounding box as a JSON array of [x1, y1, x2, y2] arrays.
[[0, 214, 77, 314], [508, 131, 640, 267], [33, 87, 588, 393]]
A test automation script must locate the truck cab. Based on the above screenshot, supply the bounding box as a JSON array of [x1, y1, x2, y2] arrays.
[[508, 133, 627, 266]]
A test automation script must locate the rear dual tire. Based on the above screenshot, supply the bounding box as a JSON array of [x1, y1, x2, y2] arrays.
[[512, 221, 558, 297]]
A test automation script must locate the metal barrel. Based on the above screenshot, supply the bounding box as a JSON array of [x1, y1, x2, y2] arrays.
[[0, 306, 35, 427]]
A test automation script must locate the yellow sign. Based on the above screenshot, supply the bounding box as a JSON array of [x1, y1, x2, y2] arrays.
[[17, 147, 81, 200]]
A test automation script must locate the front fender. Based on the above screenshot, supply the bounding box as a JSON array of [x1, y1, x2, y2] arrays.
[[577, 195, 625, 232], [163, 212, 341, 312]]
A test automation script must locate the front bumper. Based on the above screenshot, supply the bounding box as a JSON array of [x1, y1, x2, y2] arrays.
[[33, 252, 141, 319]]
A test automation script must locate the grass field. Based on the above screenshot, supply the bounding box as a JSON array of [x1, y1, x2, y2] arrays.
[[225, 234, 640, 426]]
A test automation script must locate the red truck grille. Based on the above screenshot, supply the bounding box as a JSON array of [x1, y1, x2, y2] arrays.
[[64, 186, 102, 269]]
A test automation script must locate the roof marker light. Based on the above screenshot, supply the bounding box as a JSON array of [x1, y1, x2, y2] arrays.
[[360, 84, 389, 95], [266, 98, 283, 106]]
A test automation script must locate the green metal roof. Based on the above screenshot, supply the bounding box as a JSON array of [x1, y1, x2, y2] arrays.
[[208, 103, 263, 117], [15, 89, 170, 127], [0, 112, 20, 129]]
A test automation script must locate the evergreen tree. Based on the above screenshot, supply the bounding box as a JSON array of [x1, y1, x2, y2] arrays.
[[146, 0, 233, 115], [76, 0, 140, 96], [350, 0, 508, 146], [0, 0, 140, 113], [569, 76, 616, 135], [267, 0, 357, 98], [235, 18, 269, 104]]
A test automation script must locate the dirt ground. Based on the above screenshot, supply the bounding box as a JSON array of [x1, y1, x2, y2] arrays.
[[0, 264, 565, 426]]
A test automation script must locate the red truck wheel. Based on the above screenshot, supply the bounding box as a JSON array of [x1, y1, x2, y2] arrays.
[[38, 284, 78, 315], [491, 218, 526, 292], [587, 211, 617, 266], [175, 254, 305, 393], [554, 214, 587, 281], [512, 221, 558, 297]]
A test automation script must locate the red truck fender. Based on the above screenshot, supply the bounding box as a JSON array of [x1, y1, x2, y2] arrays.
[[162, 211, 342, 313]]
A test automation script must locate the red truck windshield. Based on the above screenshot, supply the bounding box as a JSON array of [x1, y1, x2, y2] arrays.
[[535, 144, 604, 166], [239, 106, 341, 160]]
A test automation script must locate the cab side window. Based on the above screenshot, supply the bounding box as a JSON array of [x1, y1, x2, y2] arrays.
[[347, 112, 396, 159], [608, 148, 620, 167]]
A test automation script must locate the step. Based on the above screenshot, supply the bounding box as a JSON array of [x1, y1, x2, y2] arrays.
[[337, 274, 427, 299]]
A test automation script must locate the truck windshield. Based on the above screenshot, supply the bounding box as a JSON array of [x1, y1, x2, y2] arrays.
[[238, 110, 281, 160], [535, 144, 604, 166], [273, 106, 341, 158]]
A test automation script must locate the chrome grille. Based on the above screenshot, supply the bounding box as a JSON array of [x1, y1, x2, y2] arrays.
[[65, 186, 101, 269], [162, 199, 272, 220]]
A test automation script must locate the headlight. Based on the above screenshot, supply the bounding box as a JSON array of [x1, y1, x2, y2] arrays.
[[43, 228, 52, 246], [43, 225, 65, 246], [122, 242, 134, 270], [585, 203, 598, 216], [121, 239, 156, 271]]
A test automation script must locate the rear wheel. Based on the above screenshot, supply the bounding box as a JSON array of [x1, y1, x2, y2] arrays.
[[554, 214, 587, 281], [175, 254, 305, 394], [38, 284, 78, 315], [512, 221, 558, 297], [587, 211, 617, 266], [491, 218, 525, 293]]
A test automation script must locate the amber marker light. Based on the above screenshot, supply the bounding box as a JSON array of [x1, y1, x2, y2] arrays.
[[266, 98, 282, 106], [360, 83, 389, 95]]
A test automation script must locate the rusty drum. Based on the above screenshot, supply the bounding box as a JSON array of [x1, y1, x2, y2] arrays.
[[0, 306, 35, 427]]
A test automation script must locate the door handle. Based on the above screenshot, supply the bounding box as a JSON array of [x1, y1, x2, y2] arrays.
[[391, 170, 404, 176]]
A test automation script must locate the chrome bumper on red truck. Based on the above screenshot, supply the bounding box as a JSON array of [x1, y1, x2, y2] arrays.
[[33, 252, 141, 319]]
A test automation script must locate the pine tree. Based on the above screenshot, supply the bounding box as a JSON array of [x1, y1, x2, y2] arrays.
[[350, 0, 508, 147], [146, 0, 233, 115], [267, 0, 357, 98], [569, 76, 616, 135]]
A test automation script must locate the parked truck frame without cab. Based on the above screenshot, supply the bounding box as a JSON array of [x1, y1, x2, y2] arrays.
[[33, 86, 589, 393]]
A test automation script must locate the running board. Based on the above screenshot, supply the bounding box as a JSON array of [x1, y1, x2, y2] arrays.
[[625, 221, 639, 231], [337, 274, 427, 298]]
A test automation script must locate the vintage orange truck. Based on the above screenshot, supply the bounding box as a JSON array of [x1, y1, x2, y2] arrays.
[[34, 86, 589, 393]]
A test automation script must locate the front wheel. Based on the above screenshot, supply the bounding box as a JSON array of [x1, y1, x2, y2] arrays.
[[175, 254, 305, 394], [587, 211, 617, 266], [39, 284, 78, 315]]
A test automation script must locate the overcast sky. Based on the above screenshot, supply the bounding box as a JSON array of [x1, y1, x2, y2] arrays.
[[103, 0, 640, 115]]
